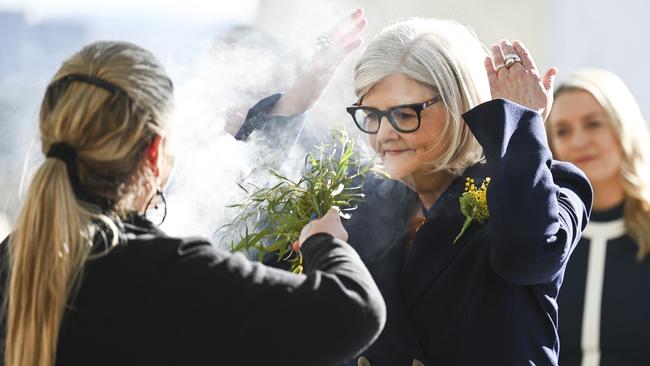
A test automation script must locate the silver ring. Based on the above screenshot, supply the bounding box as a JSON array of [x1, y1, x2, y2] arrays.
[[495, 64, 506, 73], [504, 54, 522, 69], [314, 35, 333, 50], [503, 53, 521, 60]]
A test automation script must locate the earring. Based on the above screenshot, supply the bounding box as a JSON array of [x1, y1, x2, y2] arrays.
[[145, 188, 167, 226]]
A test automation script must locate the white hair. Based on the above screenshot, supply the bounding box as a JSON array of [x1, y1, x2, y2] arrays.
[[353, 18, 492, 175]]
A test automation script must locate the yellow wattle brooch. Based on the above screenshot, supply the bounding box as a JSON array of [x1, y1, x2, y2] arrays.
[[453, 177, 491, 244]]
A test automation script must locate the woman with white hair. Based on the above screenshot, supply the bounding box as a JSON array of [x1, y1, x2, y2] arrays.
[[229, 15, 595, 365], [547, 68, 650, 365], [337, 18, 592, 365]]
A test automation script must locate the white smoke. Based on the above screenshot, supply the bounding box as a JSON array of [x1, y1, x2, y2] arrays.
[[0, 213, 10, 240], [156, 2, 365, 241], [0, 0, 365, 245]]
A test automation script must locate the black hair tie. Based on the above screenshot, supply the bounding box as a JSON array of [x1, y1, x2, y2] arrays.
[[57, 73, 126, 95], [47, 142, 77, 165], [46, 142, 113, 211], [47, 142, 83, 199], [54, 73, 172, 95]]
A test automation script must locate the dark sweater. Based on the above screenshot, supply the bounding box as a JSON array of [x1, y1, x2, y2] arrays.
[[558, 204, 650, 366], [0, 215, 385, 366]]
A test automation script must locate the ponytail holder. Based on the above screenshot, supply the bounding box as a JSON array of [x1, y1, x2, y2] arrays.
[[46, 142, 113, 211], [47, 142, 82, 197], [47, 142, 77, 165]]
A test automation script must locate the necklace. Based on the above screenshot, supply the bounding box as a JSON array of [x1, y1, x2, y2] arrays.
[[413, 199, 432, 232]]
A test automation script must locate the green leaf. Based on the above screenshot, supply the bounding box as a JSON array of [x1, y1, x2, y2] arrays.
[[459, 193, 473, 217], [453, 217, 473, 244], [224, 127, 375, 268]]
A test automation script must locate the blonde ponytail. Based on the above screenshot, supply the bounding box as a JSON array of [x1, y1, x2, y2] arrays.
[[6, 159, 95, 366], [3, 41, 173, 366]]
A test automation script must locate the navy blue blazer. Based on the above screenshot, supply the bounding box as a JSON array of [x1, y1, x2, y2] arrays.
[[342, 99, 593, 366], [238, 96, 592, 365]]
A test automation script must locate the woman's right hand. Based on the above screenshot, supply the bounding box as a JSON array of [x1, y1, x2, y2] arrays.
[[293, 208, 349, 251], [270, 7, 367, 117]]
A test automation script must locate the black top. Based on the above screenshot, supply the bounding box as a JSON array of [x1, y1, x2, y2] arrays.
[[558, 203, 650, 365], [0, 215, 386, 366]]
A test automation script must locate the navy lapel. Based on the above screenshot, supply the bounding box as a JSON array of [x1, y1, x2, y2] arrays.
[[349, 174, 428, 361], [369, 233, 428, 362], [400, 164, 489, 309]]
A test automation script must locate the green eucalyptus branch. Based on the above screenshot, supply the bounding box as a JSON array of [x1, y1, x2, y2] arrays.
[[221, 129, 376, 273]]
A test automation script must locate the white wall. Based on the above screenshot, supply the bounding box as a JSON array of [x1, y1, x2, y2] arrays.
[[551, 0, 650, 119], [256, 0, 648, 119], [0, 214, 10, 240]]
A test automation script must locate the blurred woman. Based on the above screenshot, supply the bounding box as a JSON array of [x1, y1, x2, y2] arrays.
[[0, 41, 385, 366], [547, 68, 650, 365]]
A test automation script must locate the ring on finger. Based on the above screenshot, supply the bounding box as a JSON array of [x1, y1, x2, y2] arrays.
[[504, 54, 522, 69], [314, 35, 333, 50], [495, 64, 506, 73], [504, 53, 521, 62]]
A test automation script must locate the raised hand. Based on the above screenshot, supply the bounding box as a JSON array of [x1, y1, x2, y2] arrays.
[[485, 40, 557, 120], [270, 7, 367, 117]]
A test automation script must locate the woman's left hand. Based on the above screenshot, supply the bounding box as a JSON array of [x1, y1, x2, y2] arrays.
[[485, 40, 557, 120]]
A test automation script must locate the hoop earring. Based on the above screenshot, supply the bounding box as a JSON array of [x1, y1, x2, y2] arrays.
[[145, 188, 167, 226]]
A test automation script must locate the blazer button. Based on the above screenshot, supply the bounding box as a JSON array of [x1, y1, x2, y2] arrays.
[[412, 359, 425, 366], [357, 356, 371, 366]]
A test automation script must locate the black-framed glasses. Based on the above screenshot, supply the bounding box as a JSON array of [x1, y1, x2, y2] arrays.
[[346, 96, 441, 134]]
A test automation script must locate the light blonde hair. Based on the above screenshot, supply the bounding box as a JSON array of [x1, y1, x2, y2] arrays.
[[353, 18, 491, 176], [4, 41, 174, 366], [547, 68, 650, 259]]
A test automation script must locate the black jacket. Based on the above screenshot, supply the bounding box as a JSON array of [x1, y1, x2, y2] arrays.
[[558, 203, 650, 366], [0, 215, 385, 365]]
